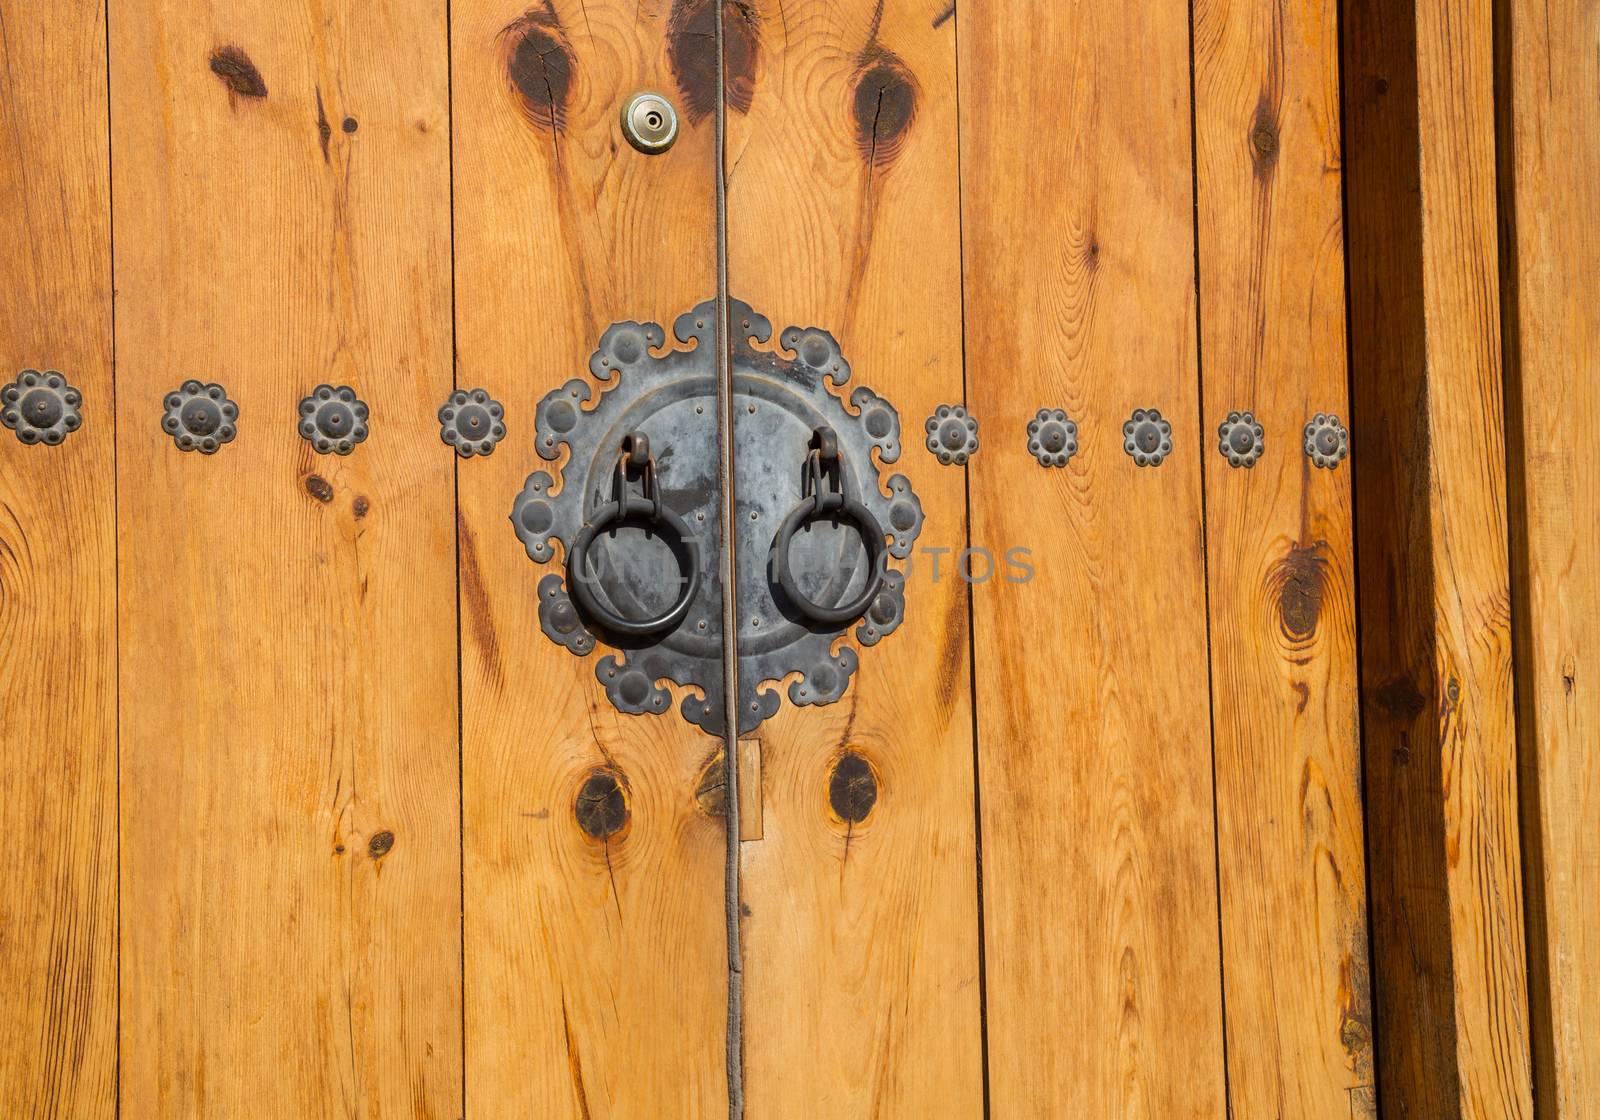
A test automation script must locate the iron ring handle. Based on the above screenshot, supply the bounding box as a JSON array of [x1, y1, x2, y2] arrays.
[[567, 492, 701, 638], [772, 489, 888, 627]]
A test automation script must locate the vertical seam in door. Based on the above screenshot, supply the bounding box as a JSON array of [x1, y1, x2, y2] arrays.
[[1333, 0, 1386, 1107], [444, 0, 467, 1114], [104, 0, 122, 1110], [948, 4, 991, 1115], [713, 1, 744, 1115], [1183, 0, 1234, 1107]]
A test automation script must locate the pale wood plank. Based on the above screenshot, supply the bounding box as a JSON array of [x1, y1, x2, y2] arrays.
[[726, 0, 982, 1114], [1498, 0, 1600, 1113], [959, 1, 1227, 1114], [450, 0, 726, 1113], [0, 1, 117, 1113], [1344, 0, 1534, 1113], [1192, 0, 1376, 1112], [110, 2, 462, 1112]]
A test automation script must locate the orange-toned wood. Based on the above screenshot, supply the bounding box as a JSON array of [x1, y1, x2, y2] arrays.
[[959, 2, 1226, 1114], [110, 3, 462, 1113], [450, 0, 725, 1113], [0, 2, 117, 1113], [1498, 0, 1600, 1113], [1192, 0, 1375, 1112], [725, 1, 981, 1114], [1344, 0, 1533, 1114]]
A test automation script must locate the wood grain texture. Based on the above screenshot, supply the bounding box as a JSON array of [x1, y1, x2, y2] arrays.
[[958, 2, 1226, 1114], [110, 2, 462, 1113], [726, 1, 982, 1114], [451, 0, 726, 1113], [1497, 0, 1600, 1113], [1343, 0, 1533, 1114], [0, 1, 117, 1114], [1191, 0, 1375, 1112]]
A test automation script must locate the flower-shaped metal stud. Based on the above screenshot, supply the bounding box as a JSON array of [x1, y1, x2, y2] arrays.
[[2, 369, 82, 446], [924, 403, 978, 465], [297, 384, 369, 455], [1304, 412, 1349, 470], [1217, 410, 1264, 468], [1123, 407, 1172, 467], [161, 380, 238, 454], [1027, 407, 1078, 467], [438, 388, 505, 457]]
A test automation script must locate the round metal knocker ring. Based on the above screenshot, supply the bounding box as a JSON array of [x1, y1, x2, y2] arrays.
[[566, 493, 701, 639], [772, 489, 888, 627]]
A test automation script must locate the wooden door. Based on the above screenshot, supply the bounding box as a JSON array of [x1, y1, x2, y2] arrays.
[[2, 0, 1582, 1116]]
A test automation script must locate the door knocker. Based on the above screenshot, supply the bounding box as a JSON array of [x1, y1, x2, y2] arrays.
[[510, 298, 924, 735]]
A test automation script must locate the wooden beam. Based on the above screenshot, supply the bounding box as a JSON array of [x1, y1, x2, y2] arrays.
[[111, 4, 462, 1112], [1192, 0, 1376, 1110], [0, 1, 117, 1112], [451, 0, 727, 1112], [726, 1, 983, 1113], [960, 1, 1227, 1112], [1497, 0, 1600, 1113], [1342, 0, 1534, 1113]]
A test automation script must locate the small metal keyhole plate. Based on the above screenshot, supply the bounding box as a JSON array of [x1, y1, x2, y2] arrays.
[[621, 92, 678, 154]]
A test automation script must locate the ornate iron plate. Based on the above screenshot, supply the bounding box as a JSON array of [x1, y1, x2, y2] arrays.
[[511, 298, 923, 736]]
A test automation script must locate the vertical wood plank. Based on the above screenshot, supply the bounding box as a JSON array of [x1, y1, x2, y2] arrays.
[[0, 1, 117, 1114], [959, 2, 1227, 1114], [1343, 0, 1534, 1114], [1497, 0, 1600, 1113], [725, 1, 982, 1113], [110, 3, 462, 1113], [451, 0, 726, 1113], [1191, 0, 1376, 1112]]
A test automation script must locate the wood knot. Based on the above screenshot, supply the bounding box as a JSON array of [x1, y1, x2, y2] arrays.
[[575, 770, 629, 841], [368, 830, 395, 858], [695, 749, 728, 817], [209, 46, 267, 99], [1249, 104, 1279, 168], [304, 474, 334, 503], [853, 48, 918, 167], [1373, 674, 1426, 723], [352, 495, 370, 519], [828, 751, 878, 824], [501, 9, 574, 134], [1269, 542, 1327, 643], [668, 0, 759, 124]]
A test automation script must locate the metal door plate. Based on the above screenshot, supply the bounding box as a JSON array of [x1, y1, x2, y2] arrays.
[[511, 298, 923, 736]]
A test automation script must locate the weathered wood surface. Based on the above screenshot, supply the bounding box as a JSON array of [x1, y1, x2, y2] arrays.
[[1343, 0, 1533, 1114], [452, 0, 726, 1113], [111, 2, 462, 1112], [959, 1, 1227, 1114], [1498, 0, 1600, 1114], [1192, 0, 1375, 1112], [0, 1, 118, 1113], [726, 0, 982, 1113]]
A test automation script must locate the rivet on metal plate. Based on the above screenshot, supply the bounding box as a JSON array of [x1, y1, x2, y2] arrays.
[[621, 91, 678, 154], [162, 380, 238, 454], [1217, 410, 1264, 468], [924, 403, 978, 465], [298, 384, 369, 456], [1303, 412, 1349, 469], [439, 388, 505, 457], [1123, 407, 1172, 467], [2, 369, 82, 446], [1027, 408, 1078, 467]]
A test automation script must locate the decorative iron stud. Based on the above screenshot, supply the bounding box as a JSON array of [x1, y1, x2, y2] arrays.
[[1303, 412, 1349, 469], [162, 381, 238, 454], [297, 384, 369, 455], [439, 388, 505, 457], [1217, 411, 1264, 468], [2, 369, 82, 446], [1123, 408, 1172, 467], [924, 404, 978, 465], [1027, 408, 1078, 467]]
